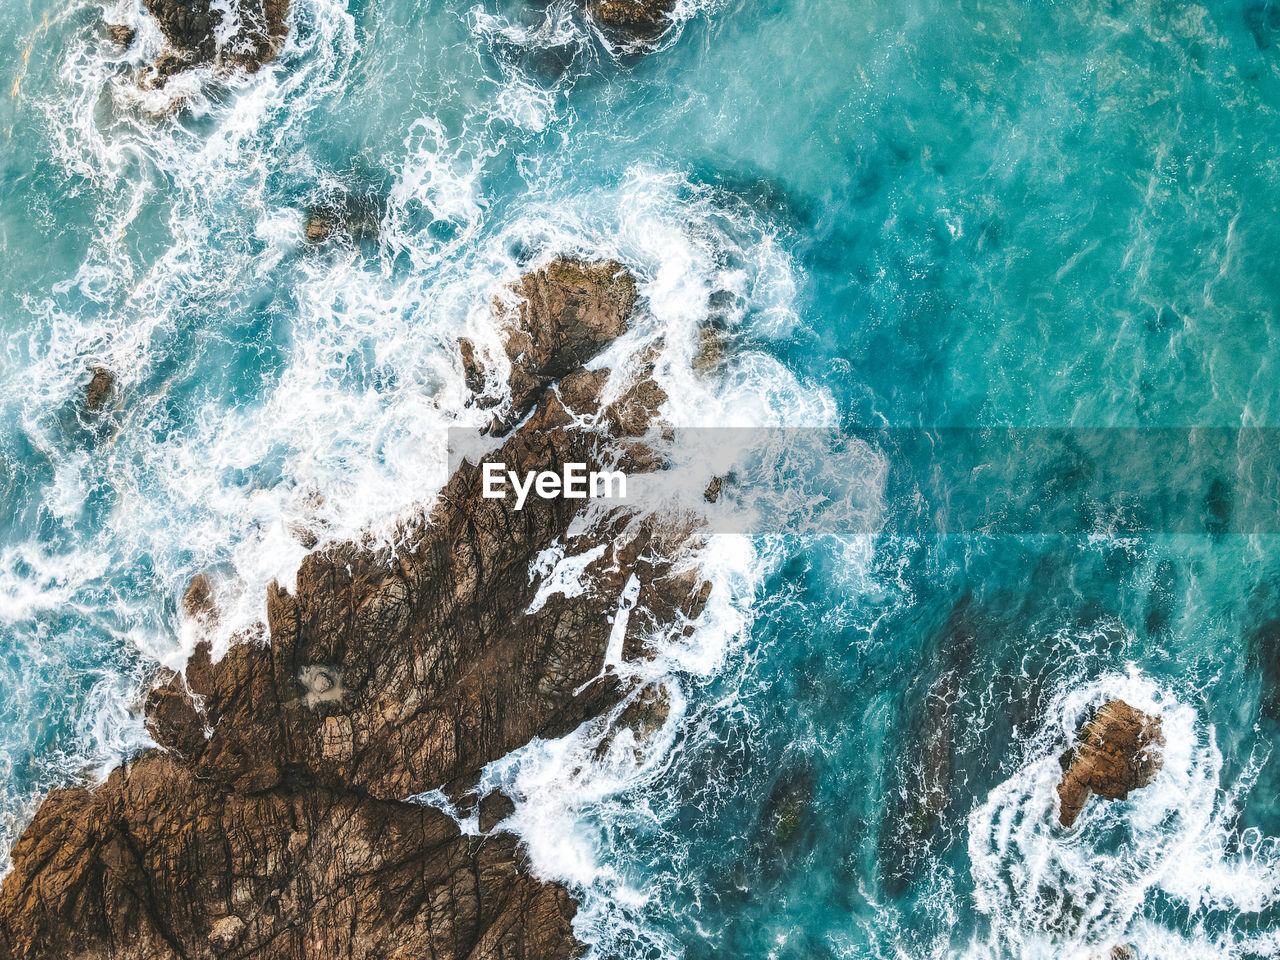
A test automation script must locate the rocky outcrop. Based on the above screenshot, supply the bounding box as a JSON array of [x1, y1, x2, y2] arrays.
[[1056, 699, 1164, 828], [586, 0, 676, 45], [84, 366, 114, 414], [141, 0, 289, 81], [462, 257, 637, 432], [106, 23, 136, 47], [0, 257, 707, 960]]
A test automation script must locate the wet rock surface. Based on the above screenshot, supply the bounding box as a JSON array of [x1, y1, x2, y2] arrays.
[[84, 366, 114, 414], [106, 23, 136, 47], [490, 257, 637, 431], [877, 600, 973, 892], [1056, 699, 1164, 828], [586, 0, 676, 44], [0, 257, 709, 960], [141, 0, 289, 81]]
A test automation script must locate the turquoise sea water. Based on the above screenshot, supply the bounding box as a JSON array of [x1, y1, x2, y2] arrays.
[[3, 0, 1280, 957]]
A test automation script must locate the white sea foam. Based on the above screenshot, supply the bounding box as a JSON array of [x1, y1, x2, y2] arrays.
[[966, 667, 1280, 960]]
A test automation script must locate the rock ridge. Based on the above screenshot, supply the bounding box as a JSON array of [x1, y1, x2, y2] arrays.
[[0, 257, 708, 960]]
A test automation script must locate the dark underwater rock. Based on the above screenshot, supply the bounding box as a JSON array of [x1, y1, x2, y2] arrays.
[[1249, 616, 1280, 722], [878, 599, 974, 892], [303, 193, 386, 245], [763, 765, 814, 851], [1056, 699, 1164, 828], [586, 0, 676, 45], [0, 257, 709, 960]]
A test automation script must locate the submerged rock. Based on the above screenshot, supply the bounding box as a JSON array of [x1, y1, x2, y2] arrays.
[[303, 193, 385, 245], [0, 255, 710, 960], [140, 0, 289, 82], [878, 599, 974, 892], [586, 0, 676, 45], [763, 765, 814, 850], [1056, 699, 1164, 828], [84, 366, 114, 414]]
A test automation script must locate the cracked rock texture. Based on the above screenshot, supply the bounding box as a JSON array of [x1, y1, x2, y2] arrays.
[[1056, 699, 1164, 828], [0, 257, 708, 960]]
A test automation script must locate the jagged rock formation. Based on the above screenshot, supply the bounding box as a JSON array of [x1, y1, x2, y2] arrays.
[[1056, 699, 1164, 828], [0, 257, 708, 960], [106, 23, 136, 47], [586, 0, 676, 45], [141, 0, 289, 81], [460, 258, 637, 433]]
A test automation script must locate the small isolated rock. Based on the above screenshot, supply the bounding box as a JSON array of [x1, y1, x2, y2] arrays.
[[208, 914, 245, 949], [303, 193, 385, 246], [1111, 947, 1137, 960], [586, 0, 675, 44], [1056, 699, 1164, 827], [84, 367, 114, 414], [703, 476, 723, 503], [142, 0, 289, 80], [106, 24, 136, 46]]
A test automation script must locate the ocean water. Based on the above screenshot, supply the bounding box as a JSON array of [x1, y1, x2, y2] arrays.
[[3, 0, 1280, 957]]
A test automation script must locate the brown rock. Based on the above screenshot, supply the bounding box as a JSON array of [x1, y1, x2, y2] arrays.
[[182, 572, 217, 624], [704, 476, 723, 503], [303, 194, 385, 245], [106, 23, 136, 46], [478, 792, 516, 833], [84, 366, 114, 414], [494, 257, 636, 431], [459, 337, 486, 393], [586, 0, 676, 44], [1056, 699, 1164, 828], [0, 254, 709, 960], [303, 213, 333, 243], [208, 915, 245, 949]]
